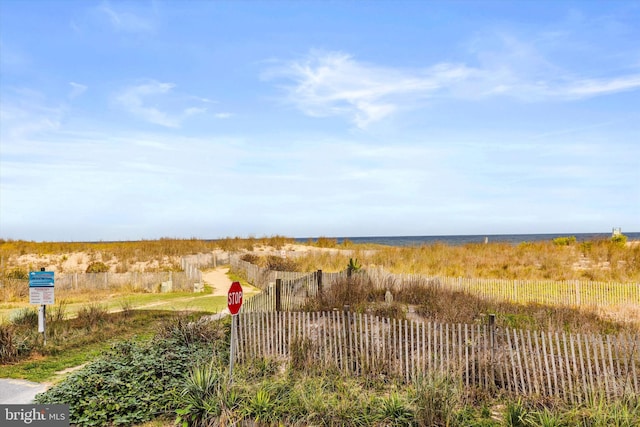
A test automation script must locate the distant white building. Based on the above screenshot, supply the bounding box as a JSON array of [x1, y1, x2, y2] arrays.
[[612, 227, 622, 236]]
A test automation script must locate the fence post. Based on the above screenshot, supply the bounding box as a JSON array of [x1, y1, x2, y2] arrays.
[[317, 270, 323, 296], [275, 279, 282, 312], [344, 305, 352, 372], [489, 314, 496, 388]]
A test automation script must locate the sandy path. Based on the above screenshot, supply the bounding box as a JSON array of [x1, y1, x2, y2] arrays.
[[201, 267, 234, 295], [107, 267, 250, 313]]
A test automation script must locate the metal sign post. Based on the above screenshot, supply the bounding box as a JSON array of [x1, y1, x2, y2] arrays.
[[29, 269, 55, 345], [227, 281, 243, 383]]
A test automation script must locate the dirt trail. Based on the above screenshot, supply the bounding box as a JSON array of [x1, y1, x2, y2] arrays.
[[107, 267, 252, 313], [201, 267, 235, 296]]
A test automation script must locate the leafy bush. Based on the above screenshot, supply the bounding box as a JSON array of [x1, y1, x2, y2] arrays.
[[35, 318, 226, 426], [552, 236, 576, 246], [174, 362, 232, 427], [611, 233, 628, 246], [85, 261, 109, 273]]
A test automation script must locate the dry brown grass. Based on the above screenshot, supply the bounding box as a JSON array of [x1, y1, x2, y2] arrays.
[[291, 239, 640, 282], [310, 274, 638, 335]]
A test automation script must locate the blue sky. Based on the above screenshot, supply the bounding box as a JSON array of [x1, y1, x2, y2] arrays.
[[1, 1, 639, 242]]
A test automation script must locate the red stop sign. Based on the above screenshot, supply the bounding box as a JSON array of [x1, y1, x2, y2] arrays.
[[227, 281, 243, 315]]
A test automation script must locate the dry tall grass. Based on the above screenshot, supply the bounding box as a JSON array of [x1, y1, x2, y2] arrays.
[[304, 274, 637, 335], [293, 239, 640, 282]]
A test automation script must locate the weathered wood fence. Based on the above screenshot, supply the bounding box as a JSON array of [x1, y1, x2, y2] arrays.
[[365, 267, 640, 307], [231, 259, 640, 308], [240, 271, 348, 313], [182, 252, 230, 279], [3, 271, 197, 294], [230, 257, 316, 290], [236, 311, 640, 402], [1, 252, 233, 299]]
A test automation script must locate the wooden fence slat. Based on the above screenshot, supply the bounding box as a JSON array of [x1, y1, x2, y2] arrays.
[[577, 334, 590, 399], [234, 309, 639, 403], [505, 328, 518, 393], [525, 330, 537, 395], [464, 324, 469, 387], [548, 332, 558, 398], [562, 332, 575, 402]]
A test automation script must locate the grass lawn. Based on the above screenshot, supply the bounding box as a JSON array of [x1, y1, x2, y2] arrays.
[[0, 310, 217, 383], [0, 290, 227, 324]]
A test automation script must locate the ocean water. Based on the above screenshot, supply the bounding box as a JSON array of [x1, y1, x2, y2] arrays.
[[297, 232, 640, 247]]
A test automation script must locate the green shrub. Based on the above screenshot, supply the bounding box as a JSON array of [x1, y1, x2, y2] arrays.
[[611, 234, 628, 246], [35, 317, 224, 426], [552, 236, 576, 246], [85, 261, 109, 273], [412, 373, 462, 427], [377, 392, 414, 426], [174, 362, 227, 427], [10, 307, 38, 327]]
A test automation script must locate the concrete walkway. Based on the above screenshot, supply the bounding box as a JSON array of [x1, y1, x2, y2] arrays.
[[0, 378, 49, 404]]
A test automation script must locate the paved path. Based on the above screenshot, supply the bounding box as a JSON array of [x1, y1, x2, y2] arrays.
[[0, 378, 49, 404]]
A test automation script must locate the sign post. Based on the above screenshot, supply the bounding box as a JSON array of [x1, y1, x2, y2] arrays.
[[227, 281, 243, 383], [29, 269, 55, 345]]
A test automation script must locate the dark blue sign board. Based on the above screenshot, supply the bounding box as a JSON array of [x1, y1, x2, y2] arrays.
[[29, 271, 55, 287]]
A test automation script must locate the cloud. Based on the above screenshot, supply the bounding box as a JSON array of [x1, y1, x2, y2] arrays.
[[114, 80, 207, 128], [68, 82, 87, 99], [265, 51, 471, 128], [98, 2, 155, 33], [0, 90, 64, 139], [265, 47, 640, 128], [562, 75, 640, 97]]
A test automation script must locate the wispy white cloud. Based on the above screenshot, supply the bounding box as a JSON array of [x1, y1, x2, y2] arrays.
[[97, 1, 155, 33], [114, 80, 207, 128], [68, 82, 87, 99], [265, 51, 471, 128], [266, 47, 640, 128], [561, 75, 640, 97], [0, 89, 64, 139]]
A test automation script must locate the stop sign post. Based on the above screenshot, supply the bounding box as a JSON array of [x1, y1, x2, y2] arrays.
[[228, 281, 243, 383]]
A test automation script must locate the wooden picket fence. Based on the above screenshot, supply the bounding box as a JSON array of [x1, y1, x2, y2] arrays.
[[231, 259, 640, 308], [235, 311, 640, 402], [365, 267, 640, 308], [230, 257, 316, 290], [7, 271, 197, 293], [240, 271, 348, 313]]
